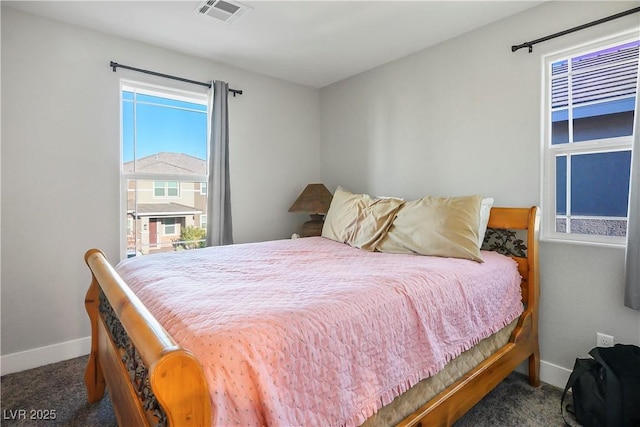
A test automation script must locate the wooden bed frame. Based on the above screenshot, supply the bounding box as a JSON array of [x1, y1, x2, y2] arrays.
[[84, 206, 540, 427]]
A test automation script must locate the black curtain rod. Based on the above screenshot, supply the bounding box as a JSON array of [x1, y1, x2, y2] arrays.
[[110, 61, 243, 97], [512, 6, 640, 53]]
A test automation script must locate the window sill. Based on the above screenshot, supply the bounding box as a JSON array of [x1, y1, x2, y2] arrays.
[[540, 235, 627, 249]]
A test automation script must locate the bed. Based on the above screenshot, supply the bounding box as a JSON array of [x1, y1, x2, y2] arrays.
[[84, 203, 540, 427]]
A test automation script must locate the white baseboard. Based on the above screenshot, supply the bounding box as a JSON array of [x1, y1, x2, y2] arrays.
[[540, 360, 572, 389], [516, 359, 572, 389], [1, 337, 91, 376]]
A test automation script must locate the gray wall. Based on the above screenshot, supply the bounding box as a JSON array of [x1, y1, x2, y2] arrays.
[[319, 0, 640, 379], [1, 7, 320, 357]]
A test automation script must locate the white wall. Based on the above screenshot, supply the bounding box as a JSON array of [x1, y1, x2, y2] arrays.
[[320, 0, 640, 383], [1, 7, 320, 368]]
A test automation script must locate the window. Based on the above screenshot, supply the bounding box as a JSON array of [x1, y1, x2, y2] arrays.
[[163, 217, 177, 235], [542, 35, 639, 244], [154, 181, 180, 198], [200, 214, 207, 230], [121, 81, 208, 257]]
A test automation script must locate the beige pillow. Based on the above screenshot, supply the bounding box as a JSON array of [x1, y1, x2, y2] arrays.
[[322, 187, 404, 251], [376, 195, 484, 262]]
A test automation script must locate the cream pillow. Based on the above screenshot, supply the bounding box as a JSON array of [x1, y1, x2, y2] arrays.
[[322, 187, 404, 251], [478, 197, 494, 247], [377, 195, 484, 262]]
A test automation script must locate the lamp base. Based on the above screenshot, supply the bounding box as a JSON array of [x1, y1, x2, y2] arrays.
[[301, 214, 324, 237]]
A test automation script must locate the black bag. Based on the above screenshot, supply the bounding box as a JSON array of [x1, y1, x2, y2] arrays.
[[561, 344, 640, 427]]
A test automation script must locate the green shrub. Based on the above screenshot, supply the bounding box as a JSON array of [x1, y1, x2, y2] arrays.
[[176, 226, 206, 250]]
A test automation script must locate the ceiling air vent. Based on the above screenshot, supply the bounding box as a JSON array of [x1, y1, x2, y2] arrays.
[[195, 0, 252, 24]]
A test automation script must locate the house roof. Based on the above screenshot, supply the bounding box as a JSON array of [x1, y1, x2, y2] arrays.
[[123, 152, 206, 175], [128, 202, 202, 217], [551, 43, 639, 109]]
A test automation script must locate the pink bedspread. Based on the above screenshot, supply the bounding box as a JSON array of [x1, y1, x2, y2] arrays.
[[116, 237, 523, 426]]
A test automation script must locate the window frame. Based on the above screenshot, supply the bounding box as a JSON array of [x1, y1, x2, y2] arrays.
[[120, 80, 208, 259], [541, 31, 638, 246]]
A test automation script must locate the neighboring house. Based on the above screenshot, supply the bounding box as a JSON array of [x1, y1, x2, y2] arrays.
[[550, 41, 638, 236], [123, 152, 207, 255]]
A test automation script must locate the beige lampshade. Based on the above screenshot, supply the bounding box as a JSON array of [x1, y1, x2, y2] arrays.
[[288, 184, 333, 214]]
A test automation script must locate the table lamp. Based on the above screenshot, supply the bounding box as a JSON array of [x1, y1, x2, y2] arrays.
[[288, 183, 333, 237]]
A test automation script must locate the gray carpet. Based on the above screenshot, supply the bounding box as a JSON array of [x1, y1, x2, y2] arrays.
[[1, 356, 571, 426]]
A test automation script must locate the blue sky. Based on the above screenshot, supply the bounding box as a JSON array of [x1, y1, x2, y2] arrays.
[[122, 91, 207, 163]]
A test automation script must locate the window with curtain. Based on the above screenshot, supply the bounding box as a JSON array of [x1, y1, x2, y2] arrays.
[[542, 34, 639, 244], [121, 81, 208, 257]]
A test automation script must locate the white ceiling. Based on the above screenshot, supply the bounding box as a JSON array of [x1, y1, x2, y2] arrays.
[[3, 1, 544, 88]]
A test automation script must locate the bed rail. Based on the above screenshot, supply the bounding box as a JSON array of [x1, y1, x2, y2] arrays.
[[399, 206, 541, 426]]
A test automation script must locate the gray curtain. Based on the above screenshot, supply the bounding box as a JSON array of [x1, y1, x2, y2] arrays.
[[625, 69, 640, 310], [206, 80, 233, 246]]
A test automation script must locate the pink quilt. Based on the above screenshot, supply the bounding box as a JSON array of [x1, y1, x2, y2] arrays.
[[116, 237, 523, 426]]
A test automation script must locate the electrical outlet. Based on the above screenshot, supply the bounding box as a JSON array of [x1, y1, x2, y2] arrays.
[[597, 333, 614, 348]]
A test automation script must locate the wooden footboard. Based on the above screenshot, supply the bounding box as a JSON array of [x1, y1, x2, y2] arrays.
[[84, 206, 540, 427], [84, 249, 211, 426]]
